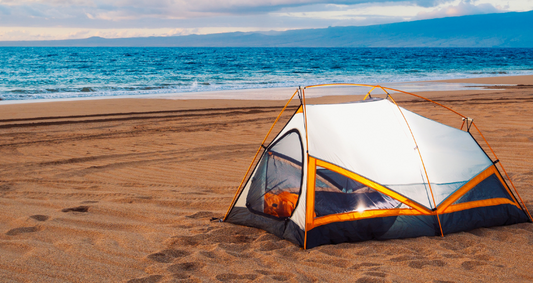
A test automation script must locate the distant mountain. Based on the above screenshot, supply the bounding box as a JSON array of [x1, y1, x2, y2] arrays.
[[1, 10, 533, 47]]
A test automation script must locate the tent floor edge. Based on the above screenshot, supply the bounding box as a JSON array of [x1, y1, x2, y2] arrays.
[[440, 203, 529, 235], [304, 203, 529, 248], [225, 207, 305, 247]]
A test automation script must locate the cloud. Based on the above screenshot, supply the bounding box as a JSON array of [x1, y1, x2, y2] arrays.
[[0, 28, 59, 41], [275, 2, 427, 20], [1, 1, 497, 30], [0, 26, 296, 40], [0, 1, 448, 21], [0, 0, 528, 41], [415, 1, 502, 20]]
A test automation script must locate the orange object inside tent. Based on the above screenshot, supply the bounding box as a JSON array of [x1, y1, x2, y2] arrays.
[[264, 191, 299, 218]]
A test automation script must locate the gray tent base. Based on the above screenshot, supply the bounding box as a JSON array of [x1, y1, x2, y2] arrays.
[[227, 204, 528, 249], [226, 207, 305, 247]]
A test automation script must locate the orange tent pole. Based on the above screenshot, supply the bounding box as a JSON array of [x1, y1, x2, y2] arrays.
[[388, 93, 445, 237], [302, 87, 310, 155], [363, 87, 377, 100], [304, 158, 317, 249], [306, 83, 468, 119], [306, 83, 378, 88], [472, 122, 533, 221], [301, 87, 312, 249], [223, 89, 300, 221], [379, 86, 467, 118]]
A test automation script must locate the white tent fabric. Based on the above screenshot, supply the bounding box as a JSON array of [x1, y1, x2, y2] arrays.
[[402, 108, 493, 205], [305, 99, 493, 209], [268, 131, 303, 163]]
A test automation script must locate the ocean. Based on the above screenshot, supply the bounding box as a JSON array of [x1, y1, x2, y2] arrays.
[[1, 47, 532, 101]]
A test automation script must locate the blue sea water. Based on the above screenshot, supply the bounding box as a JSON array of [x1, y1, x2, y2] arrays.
[[1, 47, 532, 101]]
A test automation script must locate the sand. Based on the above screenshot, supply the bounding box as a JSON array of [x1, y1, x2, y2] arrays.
[[0, 75, 532, 282]]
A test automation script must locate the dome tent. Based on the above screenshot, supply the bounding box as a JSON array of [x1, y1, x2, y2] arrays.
[[223, 84, 531, 249]]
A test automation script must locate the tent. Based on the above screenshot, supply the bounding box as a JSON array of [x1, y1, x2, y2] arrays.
[[223, 84, 531, 249]]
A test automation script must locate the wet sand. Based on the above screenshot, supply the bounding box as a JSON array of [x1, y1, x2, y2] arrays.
[[0, 76, 532, 282]]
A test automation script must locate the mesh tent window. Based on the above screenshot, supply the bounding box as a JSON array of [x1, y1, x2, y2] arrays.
[[453, 174, 514, 205], [246, 131, 304, 218], [314, 166, 402, 217]]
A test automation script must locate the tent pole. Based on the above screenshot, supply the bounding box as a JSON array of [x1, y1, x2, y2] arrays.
[[472, 122, 533, 221], [387, 93, 445, 236], [302, 87, 310, 155], [380, 86, 467, 119], [363, 87, 376, 100], [306, 83, 468, 119], [303, 156, 316, 250], [302, 87, 311, 250], [223, 89, 300, 221]]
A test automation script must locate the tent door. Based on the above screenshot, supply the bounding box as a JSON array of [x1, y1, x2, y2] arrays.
[[245, 130, 304, 222]]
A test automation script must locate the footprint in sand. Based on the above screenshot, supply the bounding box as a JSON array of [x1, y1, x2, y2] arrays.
[[442, 253, 464, 259], [439, 241, 469, 251], [408, 259, 447, 269], [305, 257, 352, 268], [30, 215, 50, 221], [351, 262, 383, 270], [61, 206, 89, 212], [364, 271, 388, 278], [167, 261, 206, 273], [461, 260, 487, 270], [389, 255, 426, 262], [169, 226, 259, 251], [166, 262, 205, 282], [255, 270, 294, 281], [199, 251, 217, 259], [6, 226, 40, 236], [473, 254, 493, 261], [126, 274, 163, 283], [355, 276, 391, 283], [216, 273, 258, 282], [172, 273, 192, 280], [147, 249, 191, 263]]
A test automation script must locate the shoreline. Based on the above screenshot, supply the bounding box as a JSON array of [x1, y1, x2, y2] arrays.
[[0, 75, 533, 120], [1, 74, 531, 106], [1, 74, 532, 121]]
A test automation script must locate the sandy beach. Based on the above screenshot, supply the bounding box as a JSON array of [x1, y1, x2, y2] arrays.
[[1, 75, 532, 282]]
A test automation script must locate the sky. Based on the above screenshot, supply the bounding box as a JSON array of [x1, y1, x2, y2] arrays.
[[0, 0, 532, 41]]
